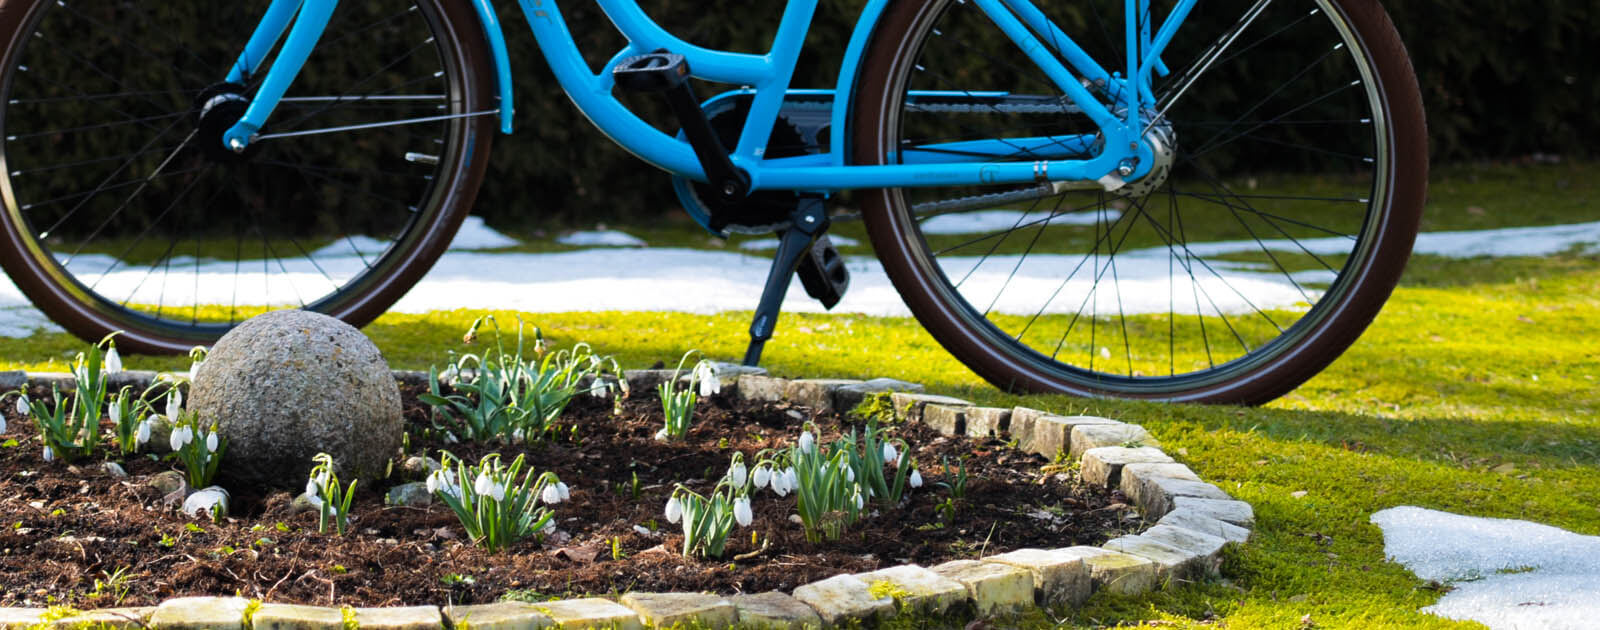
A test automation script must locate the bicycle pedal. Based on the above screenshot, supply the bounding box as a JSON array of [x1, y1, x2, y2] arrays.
[[611, 52, 690, 92], [797, 234, 849, 310]]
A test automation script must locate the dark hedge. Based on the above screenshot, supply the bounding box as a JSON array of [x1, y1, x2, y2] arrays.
[[472, 0, 1598, 227]]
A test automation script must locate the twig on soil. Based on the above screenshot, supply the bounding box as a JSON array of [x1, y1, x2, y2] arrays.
[[732, 539, 769, 561]]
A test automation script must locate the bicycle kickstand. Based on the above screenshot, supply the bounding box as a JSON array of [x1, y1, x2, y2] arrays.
[[743, 198, 829, 367]]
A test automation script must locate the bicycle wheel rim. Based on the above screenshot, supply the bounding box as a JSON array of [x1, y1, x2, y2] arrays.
[[855, 0, 1425, 402], [0, 0, 490, 353]]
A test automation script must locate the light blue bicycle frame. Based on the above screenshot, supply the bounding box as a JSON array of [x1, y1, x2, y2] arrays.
[[220, 0, 1197, 194]]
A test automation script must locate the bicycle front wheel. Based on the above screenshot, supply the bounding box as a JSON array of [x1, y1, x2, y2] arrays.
[[853, 0, 1427, 404], [0, 0, 496, 353]]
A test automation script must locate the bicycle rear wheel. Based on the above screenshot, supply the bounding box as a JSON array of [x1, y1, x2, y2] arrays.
[[0, 0, 495, 353], [853, 0, 1427, 404]]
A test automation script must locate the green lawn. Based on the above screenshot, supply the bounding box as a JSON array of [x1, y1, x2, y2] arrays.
[[1, 162, 1596, 628]]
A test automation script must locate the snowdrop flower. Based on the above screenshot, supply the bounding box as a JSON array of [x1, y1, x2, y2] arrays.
[[733, 496, 753, 527], [541, 482, 562, 505], [909, 468, 924, 488], [840, 458, 855, 482], [752, 465, 771, 489], [853, 490, 864, 511], [770, 472, 788, 497], [0, 412, 6, 435], [42, 446, 54, 462], [166, 389, 182, 423], [135, 419, 152, 446], [15, 394, 28, 417], [205, 431, 219, 453], [557, 481, 571, 501], [169, 425, 192, 452], [542, 519, 556, 534], [882, 443, 898, 465], [182, 486, 230, 519], [664, 496, 683, 524], [474, 471, 495, 497], [104, 347, 123, 374], [798, 430, 815, 453], [728, 460, 748, 488], [306, 476, 321, 499], [694, 362, 720, 397], [784, 467, 798, 491], [188, 359, 204, 382]]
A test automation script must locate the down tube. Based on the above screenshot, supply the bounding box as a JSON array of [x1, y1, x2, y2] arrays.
[[515, 0, 706, 178]]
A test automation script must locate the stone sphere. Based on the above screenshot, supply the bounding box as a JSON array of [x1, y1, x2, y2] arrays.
[[190, 310, 401, 487]]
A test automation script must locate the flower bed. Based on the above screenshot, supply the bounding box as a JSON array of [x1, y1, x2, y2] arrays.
[[0, 332, 1254, 628]]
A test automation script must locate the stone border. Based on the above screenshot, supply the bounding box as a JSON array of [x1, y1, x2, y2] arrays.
[[0, 367, 1253, 629]]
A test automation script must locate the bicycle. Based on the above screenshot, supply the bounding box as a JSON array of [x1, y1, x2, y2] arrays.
[[0, 0, 1426, 404]]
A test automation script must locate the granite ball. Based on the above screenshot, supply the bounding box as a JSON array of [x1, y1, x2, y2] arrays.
[[189, 310, 400, 487]]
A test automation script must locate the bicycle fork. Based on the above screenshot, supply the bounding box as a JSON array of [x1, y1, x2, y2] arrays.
[[216, 0, 500, 152]]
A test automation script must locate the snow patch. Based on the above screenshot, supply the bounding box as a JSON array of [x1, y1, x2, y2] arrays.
[[738, 235, 860, 250], [3, 220, 1597, 338], [311, 215, 519, 258], [919, 209, 1117, 234], [557, 230, 648, 247], [1371, 506, 1600, 629]]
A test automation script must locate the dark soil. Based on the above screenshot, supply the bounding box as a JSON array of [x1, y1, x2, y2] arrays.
[[0, 382, 1136, 607]]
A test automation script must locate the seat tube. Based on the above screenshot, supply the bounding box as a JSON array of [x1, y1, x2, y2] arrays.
[[222, 0, 342, 152]]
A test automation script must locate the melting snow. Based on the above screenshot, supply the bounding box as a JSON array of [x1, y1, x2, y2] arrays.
[[557, 230, 648, 247], [311, 215, 519, 258], [919, 209, 1118, 234], [1371, 506, 1600, 629], [0, 220, 1594, 338], [738, 235, 860, 250]]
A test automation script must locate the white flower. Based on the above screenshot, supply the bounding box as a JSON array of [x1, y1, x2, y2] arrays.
[[429, 469, 460, 499], [853, 491, 864, 510], [882, 443, 898, 464], [170, 425, 192, 452], [15, 395, 28, 417], [306, 477, 321, 498], [188, 360, 204, 382], [541, 482, 562, 505], [841, 459, 855, 482], [557, 481, 571, 501], [166, 389, 182, 423], [205, 431, 219, 453], [694, 363, 720, 397], [104, 347, 123, 374], [654, 428, 669, 441], [664, 496, 683, 524], [474, 471, 495, 497], [489, 482, 506, 502], [752, 466, 771, 489], [798, 431, 815, 453], [0, 413, 6, 435], [733, 497, 753, 527], [542, 519, 556, 534], [910, 469, 924, 488], [785, 468, 798, 491], [135, 419, 151, 446], [425, 472, 439, 494], [728, 461, 748, 488], [182, 486, 230, 519], [42, 446, 54, 462]]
